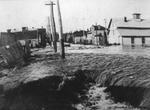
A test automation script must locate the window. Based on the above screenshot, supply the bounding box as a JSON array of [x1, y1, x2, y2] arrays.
[[142, 37, 145, 44], [131, 37, 134, 44]]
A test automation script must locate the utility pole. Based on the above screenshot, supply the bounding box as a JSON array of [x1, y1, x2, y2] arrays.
[[46, 16, 52, 46], [104, 18, 108, 46], [57, 0, 65, 59], [45, 1, 57, 53], [104, 19, 107, 29]]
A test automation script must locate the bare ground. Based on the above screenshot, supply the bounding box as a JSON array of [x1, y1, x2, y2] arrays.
[[0, 46, 150, 109]]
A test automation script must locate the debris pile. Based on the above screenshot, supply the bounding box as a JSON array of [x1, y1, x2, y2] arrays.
[[0, 42, 25, 67]]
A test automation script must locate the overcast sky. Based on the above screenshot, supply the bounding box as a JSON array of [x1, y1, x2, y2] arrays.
[[0, 0, 150, 32]]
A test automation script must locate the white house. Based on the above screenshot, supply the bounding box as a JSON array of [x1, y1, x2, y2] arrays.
[[108, 13, 150, 46], [86, 25, 107, 45]]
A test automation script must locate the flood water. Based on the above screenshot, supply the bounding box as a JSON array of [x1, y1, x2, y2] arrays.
[[67, 45, 150, 57], [75, 84, 140, 110]]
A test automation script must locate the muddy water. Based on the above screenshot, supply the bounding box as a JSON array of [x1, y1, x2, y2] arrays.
[[75, 84, 140, 110]]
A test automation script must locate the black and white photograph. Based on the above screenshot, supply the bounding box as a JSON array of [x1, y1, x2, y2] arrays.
[[0, 0, 150, 110]]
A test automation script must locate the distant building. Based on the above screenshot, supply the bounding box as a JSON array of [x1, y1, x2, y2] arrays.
[[87, 25, 107, 45], [73, 30, 87, 44], [10, 27, 47, 48], [86, 31, 93, 44], [63, 33, 74, 43], [63, 25, 107, 45], [108, 13, 150, 46]]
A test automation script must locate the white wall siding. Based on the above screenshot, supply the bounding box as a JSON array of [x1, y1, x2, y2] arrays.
[[108, 24, 122, 44], [145, 37, 150, 46], [122, 37, 131, 45], [108, 30, 121, 44]]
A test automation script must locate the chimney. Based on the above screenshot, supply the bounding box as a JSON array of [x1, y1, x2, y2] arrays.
[[22, 27, 28, 32], [124, 17, 127, 22], [133, 13, 141, 19], [7, 29, 11, 33]]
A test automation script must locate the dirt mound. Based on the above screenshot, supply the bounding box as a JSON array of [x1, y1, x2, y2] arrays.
[[1, 53, 150, 109], [64, 54, 150, 108], [0, 72, 90, 110]]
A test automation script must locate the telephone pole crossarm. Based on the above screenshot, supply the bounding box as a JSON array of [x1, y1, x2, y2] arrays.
[[45, 3, 56, 5]]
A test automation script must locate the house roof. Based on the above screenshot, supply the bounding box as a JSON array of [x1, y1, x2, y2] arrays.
[[111, 17, 150, 36], [112, 18, 150, 29], [92, 25, 106, 30], [118, 29, 150, 36], [73, 30, 87, 37]]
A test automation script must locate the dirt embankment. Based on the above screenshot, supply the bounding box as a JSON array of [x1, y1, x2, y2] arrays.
[[66, 53, 150, 109], [0, 53, 150, 109]]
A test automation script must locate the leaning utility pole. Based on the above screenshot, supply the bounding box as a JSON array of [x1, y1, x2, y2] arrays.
[[45, 1, 57, 53], [57, 0, 65, 59]]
